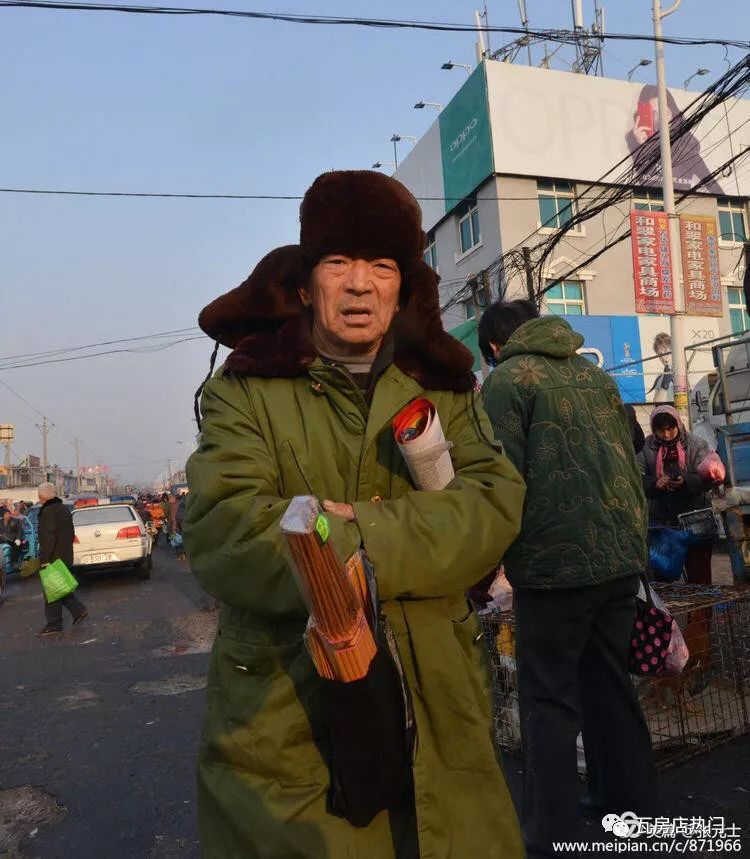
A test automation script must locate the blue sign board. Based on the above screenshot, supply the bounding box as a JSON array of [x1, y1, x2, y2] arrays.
[[568, 316, 646, 403]]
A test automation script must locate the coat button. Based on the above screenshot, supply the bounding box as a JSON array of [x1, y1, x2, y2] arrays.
[[370, 495, 383, 503], [310, 382, 323, 395]]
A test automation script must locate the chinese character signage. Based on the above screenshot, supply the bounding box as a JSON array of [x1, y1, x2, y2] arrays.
[[679, 215, 723, 317], [630, 211, 675, 314]]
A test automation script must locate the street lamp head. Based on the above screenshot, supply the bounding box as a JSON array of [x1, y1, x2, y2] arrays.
[[441, 62, 454, 70], [413, 100, 442, 112], [627, 58, 652, 81], [684, 68, 711, 89], [390, 134, 401, 143]]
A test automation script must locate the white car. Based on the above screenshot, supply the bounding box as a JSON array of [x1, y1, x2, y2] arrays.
[[72, 503, 153, 579]]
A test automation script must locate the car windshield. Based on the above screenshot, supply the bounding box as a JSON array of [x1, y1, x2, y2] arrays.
[[73, 506, 136, 526]]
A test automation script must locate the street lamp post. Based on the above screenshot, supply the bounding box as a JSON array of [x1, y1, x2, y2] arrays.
[[653, 0, 690, 423], [627, 58, 652, 81], [684, 68, 710, 89], [390, 134, 417, 169]]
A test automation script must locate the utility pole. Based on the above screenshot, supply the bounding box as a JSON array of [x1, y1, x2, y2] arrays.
[[71, 438, 81, 493], [36, 416, 53, 469], [166, 459, 173, 489], [653, 0, 689, 421], [522, 246, 537, 303], [470, 275, 490, 378]]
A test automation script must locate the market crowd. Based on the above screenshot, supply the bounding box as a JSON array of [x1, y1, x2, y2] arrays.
[[182, 171, 720, 859]]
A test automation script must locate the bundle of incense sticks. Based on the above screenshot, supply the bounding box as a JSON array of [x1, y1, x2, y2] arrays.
[[280, 496, 377, 682]]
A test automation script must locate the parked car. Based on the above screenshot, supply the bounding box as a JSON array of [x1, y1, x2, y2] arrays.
[[72, 503, 152, 579]]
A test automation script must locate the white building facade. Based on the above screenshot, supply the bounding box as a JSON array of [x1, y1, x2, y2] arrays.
[[394, 61, 750, 404]]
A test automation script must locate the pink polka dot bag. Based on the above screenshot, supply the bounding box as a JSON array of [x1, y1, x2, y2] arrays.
[[628, 577, 673, 677]]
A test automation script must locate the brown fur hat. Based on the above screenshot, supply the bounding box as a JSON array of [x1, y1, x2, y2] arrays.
[[197, 171, 475, 393], [299, 170, 425, 274]]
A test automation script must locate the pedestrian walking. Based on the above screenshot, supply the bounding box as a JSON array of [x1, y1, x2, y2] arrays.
[[479, 300, 657, 857], [36, 482, 88, 636], [637, 405, 714, 583], [184, 170, 527, 858]]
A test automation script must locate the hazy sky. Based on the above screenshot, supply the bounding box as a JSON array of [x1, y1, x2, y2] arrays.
[[1, 0, 746, 484]]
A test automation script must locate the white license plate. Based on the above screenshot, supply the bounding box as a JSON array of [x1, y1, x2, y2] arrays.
[[84, 553, 113, 564]]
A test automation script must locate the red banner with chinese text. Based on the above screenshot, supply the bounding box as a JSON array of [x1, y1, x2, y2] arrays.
[[630, 211, 675, 314], [679, 215, 723, 317]]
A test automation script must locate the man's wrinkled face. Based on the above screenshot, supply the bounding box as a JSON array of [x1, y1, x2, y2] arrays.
[[301, 255, 401, 355]]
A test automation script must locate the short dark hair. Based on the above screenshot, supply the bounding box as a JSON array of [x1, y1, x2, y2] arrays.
[[478, 299, 539, 363]]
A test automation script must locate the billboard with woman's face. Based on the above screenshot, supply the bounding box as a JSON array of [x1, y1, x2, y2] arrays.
[[626, 85, 725, 195], [483, 63, 750, 197]]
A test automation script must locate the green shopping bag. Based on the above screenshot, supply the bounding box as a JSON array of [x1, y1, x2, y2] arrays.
[[40, 559, 78, 602]]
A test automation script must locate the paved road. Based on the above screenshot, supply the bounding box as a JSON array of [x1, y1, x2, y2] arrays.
[[0, 546, 216, 859], [2, 547, 750, 857]]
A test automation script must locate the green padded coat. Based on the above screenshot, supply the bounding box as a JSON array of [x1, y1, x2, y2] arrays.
[[184, 358, 526, 859]]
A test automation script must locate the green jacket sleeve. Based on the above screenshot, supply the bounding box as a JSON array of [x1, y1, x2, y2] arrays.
[[351, 393, 525, 601], [481, 371, 530, 477], [184, 372, 360, 618]]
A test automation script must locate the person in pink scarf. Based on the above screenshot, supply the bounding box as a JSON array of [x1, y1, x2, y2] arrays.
[[637, 405, 714, 583]]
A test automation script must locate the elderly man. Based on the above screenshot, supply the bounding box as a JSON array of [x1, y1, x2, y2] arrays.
[[36, 482, 87, 636], [184, 171, 527, 858]]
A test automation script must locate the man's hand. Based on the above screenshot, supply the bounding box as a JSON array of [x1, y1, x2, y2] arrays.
[[322, 500, 356, 522], [667, 476, 685, 491], [655, 475, 672, 490]]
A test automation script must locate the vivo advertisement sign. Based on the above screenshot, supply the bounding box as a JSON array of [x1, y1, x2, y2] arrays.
[[438, 63, 494, 209], [570, 316, 646, 403]]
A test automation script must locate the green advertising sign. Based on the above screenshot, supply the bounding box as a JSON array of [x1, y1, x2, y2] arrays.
[[439, 63, 493, 211]]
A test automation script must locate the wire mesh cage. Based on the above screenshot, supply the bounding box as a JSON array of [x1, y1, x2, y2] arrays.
[[478, 584, 750, 770]]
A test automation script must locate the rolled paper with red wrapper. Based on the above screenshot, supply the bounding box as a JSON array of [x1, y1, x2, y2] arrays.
[[393, 398, 455, 491], [280, 496, 377, 682]]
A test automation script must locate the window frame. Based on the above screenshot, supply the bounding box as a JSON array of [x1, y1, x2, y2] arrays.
[[632, 189, 665, 212], [537, 179, 584, 235], [727, 286, 749, 334], [423, 232, 439, 272], [544, 279, 587, 316], [718, 197, 748, 247], [457, 199, 482, 257]]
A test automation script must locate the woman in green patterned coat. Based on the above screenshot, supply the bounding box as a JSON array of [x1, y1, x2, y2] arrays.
[[479, 299, 656, 858], [183, 171, 527, 858]]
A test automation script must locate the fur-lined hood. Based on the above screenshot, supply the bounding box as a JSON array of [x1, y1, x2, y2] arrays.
[[198, 248, 476, 394]]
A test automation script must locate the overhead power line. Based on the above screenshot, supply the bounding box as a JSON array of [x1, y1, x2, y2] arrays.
[[1, 2, 749, 50]]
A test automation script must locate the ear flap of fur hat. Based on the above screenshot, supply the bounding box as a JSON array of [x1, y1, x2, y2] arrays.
[[393, 260, 476, 393], [299, 171, 425, 273], [198, 245, 304, 349]]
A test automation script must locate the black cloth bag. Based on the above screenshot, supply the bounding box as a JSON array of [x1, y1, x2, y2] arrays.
[[322, 559, 417, 828]]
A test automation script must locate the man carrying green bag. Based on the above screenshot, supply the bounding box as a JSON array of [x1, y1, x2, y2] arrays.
[[35, 482, 88, 636]]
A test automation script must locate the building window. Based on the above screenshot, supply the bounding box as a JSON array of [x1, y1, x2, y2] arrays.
[[423, 232, 438, 271], [545, 280, 586, 316], [464, 299, 476, 320], [538, 179, 576, 229], [457, 200, 481, 254], [633, 189, 664, 212], [727, 287, 749, 334], [718, 198, 748, 244]]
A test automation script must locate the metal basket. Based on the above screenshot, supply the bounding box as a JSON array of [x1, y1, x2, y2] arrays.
[[678, 507, 720, 541]]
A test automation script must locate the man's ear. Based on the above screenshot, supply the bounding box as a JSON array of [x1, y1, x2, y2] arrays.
[[298, 286, 312, 307]]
